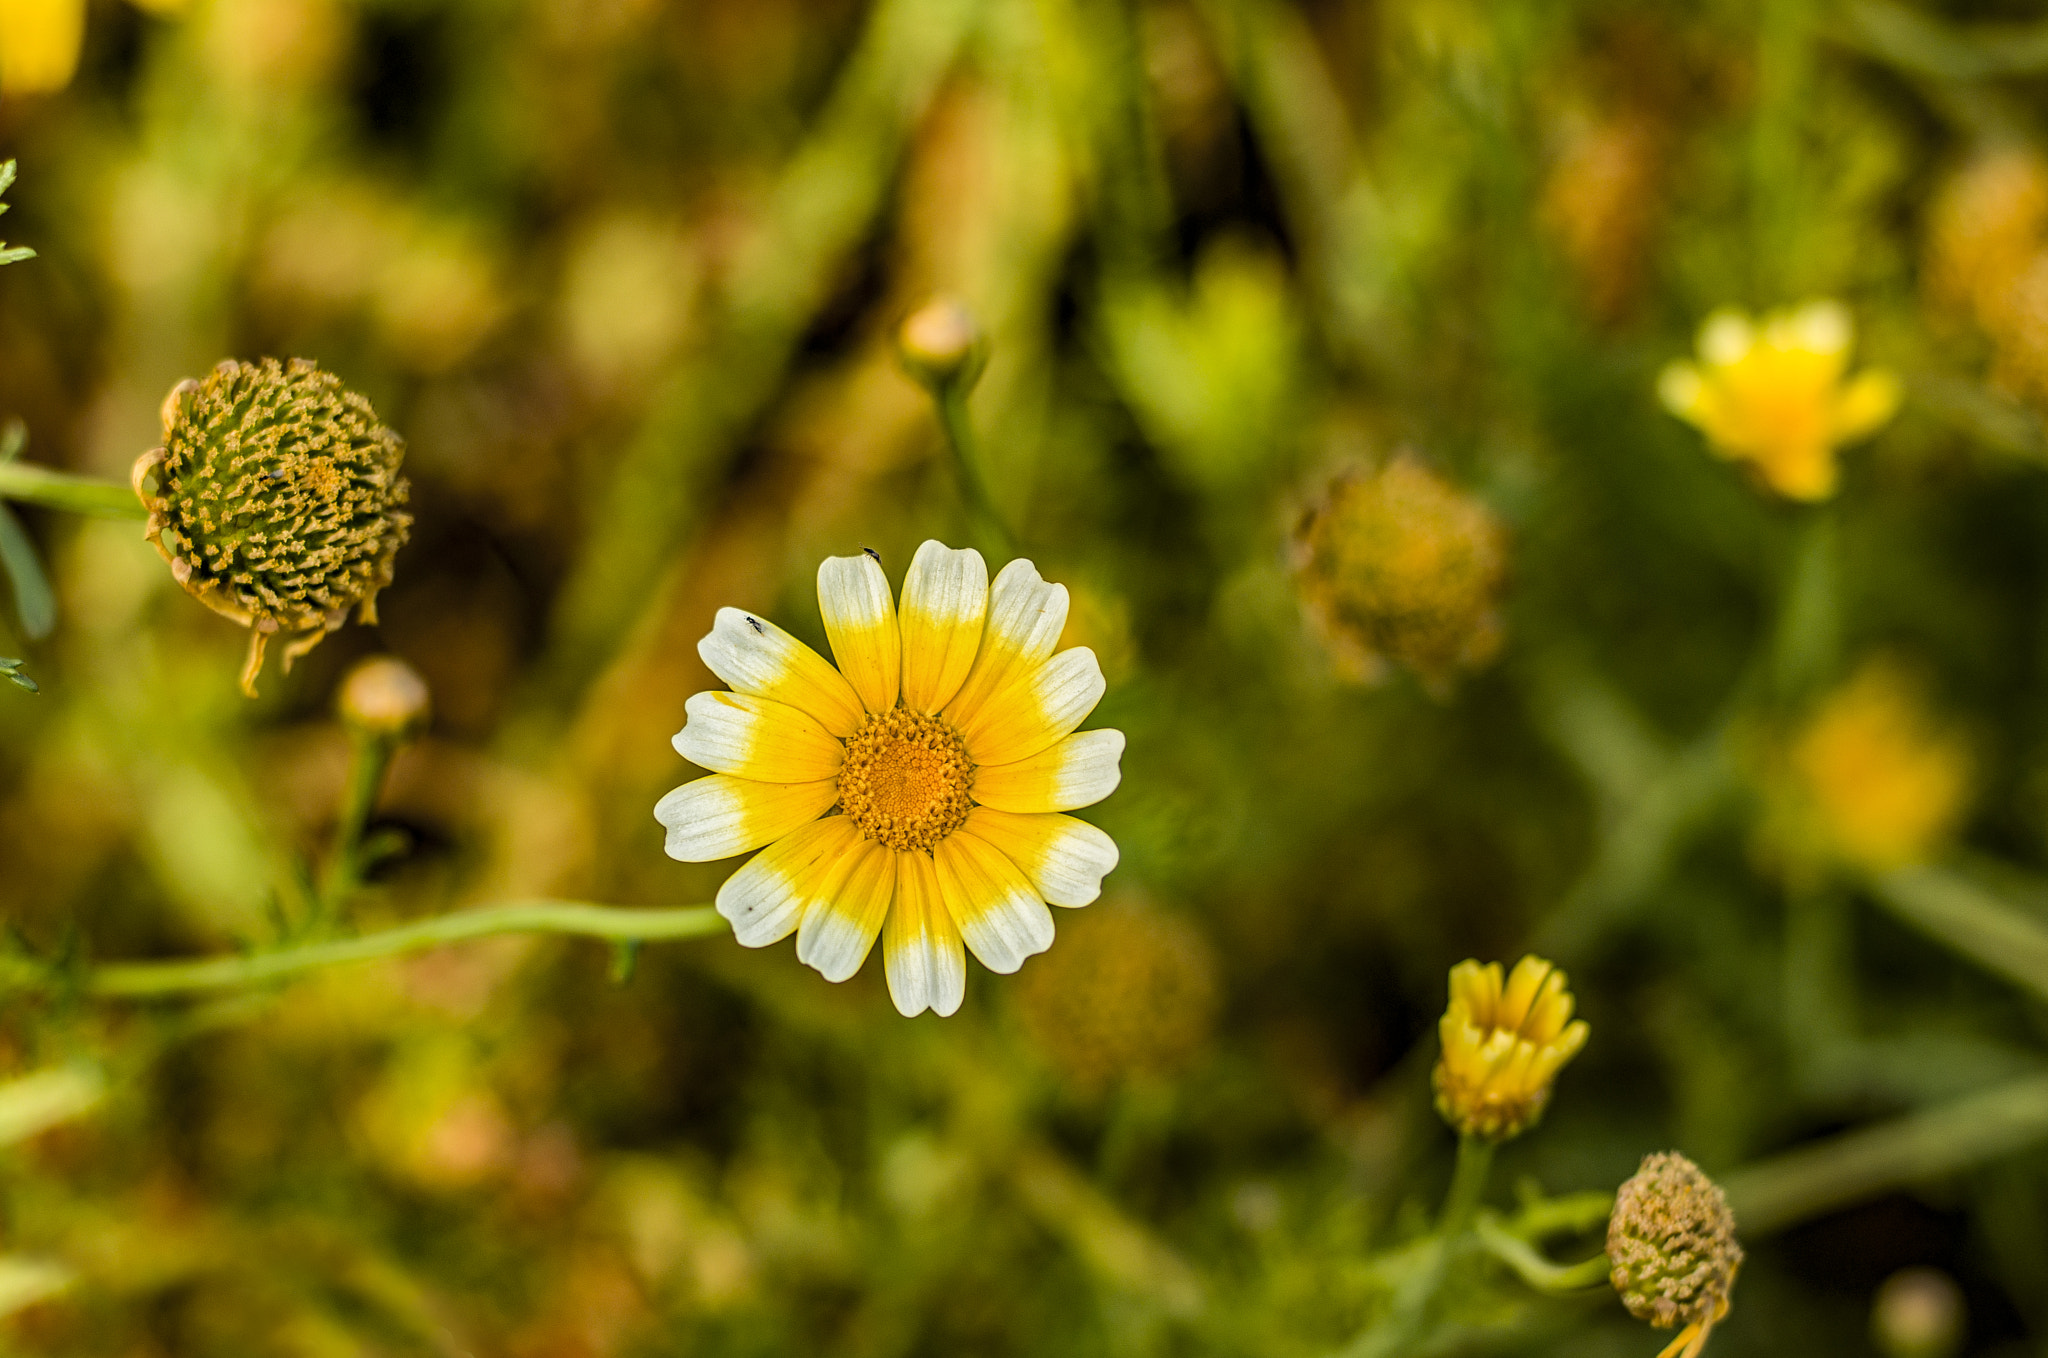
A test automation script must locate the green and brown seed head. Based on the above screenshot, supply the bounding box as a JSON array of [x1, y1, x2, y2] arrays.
[[1608, 1151, 1744, 1332], [135, 358, 411, 694]]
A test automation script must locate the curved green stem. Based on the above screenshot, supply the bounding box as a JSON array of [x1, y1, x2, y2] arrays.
[[1474, 1214, 1610, 1293], [0, 463, 145, 520], [8, 901, 722, 999]]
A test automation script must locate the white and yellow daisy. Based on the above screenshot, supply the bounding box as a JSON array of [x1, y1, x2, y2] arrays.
[[655, 541, 1125, 1017]]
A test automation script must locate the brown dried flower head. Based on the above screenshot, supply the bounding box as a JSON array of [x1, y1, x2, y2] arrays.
[[1609, 1151, 1744, 1356], [133, 358, 411, 696], [1292, 454, 1507, 693]]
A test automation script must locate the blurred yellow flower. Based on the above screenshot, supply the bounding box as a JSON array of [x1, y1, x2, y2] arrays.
[[1659, 301, 1901, 501], [656, 541, 1125, 1017], [1432, 954, 1589, 1143], [1014, 901, 1217, 1091], [1772, 659, 1972, 874], [0, 0, 84, 95], [1292, 454, 1507, 692]]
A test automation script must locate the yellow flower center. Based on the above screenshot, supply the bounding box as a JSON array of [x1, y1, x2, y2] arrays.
[[838, 707, 975, 852]]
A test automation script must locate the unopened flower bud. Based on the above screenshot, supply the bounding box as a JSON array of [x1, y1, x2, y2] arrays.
[[1432, 954, 1588, 1143], [1608, 1152, 1743, 1356], [1872, 1267, 1964, 1358], [897, 296, 987, 391], [338, 656, 430, 740], [133, 358, 412, 697]]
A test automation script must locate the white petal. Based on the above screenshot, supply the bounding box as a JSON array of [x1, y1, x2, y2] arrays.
[[963, 807, 1119, 907], [885, 850, 966, 1017], [943, 558, 1068, 732], [715, 816, 863, 947], [795, 840, 894, 982], [653, 775, 837, 862], [934, 830, 1054, 974], [698, 607, 866, 737], [818, 553, 901, 715], [957, 647, 1105, 767], [673, 690, 845, 783], [899, 540, 989, 714], [972, 728, 1125, 813]]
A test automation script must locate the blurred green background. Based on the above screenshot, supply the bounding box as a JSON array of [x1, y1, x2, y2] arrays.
[[7, 0, 2048, 1352]]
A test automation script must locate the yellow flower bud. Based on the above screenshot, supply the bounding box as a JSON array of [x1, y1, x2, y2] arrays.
[[1291, 454, 1507, 693], [337, 656, 430, 740], [1608, 1151, 1743, 1358], [1659, 301, 1900, 502], [896, 296, 986, 391], [1432, 954, 1588, 1143], [133, 358, 412, 697]]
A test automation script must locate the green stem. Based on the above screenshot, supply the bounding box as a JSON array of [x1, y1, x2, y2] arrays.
[[5, 901, 722, 999], [1439, 1134, 1495, 1238], [1722, 1071, 2048, 1234], [1473, 1214, 1610, 1293], [934, 383, 1015, 556], [1870, 865, 2048, 1007], [320, 732, 397, 912], [0, 463, 146, 520]]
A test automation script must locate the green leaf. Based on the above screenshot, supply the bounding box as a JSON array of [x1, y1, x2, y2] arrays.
[[0, 503, 55, 641], [0, 659, 34, 694], [0, 160, 29, 266], [0, 419, 25, 464]]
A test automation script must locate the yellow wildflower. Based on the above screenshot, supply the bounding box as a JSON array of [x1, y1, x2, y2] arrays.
[[1773, 659, 1972, 875], [1608, 1151, 1744, 1358], [0, 0, 85, 95], [1432, 954, 1589, 1142], [1659, 301, 1901, 501], [656, 542, 1125, 1017]]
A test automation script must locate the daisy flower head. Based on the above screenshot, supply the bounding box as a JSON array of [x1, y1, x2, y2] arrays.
[[1658, 300, 1900, 502], [655, 542, 1125, 1018], [1432, 954, 1589, 1143]]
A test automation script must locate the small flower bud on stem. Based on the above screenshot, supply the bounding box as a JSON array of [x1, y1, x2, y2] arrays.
[[896, 297, 1011, 555], [323, 656, 431, 913]]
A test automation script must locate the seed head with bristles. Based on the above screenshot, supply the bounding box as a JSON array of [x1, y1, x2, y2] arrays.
[[1608, 1151, 1744, 1357], [133, 358, 412, 696]]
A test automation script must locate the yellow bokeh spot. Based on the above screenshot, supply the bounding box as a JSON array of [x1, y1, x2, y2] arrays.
[[0, 0, 85, 95]]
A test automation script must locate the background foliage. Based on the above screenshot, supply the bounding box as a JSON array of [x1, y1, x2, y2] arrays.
[[5, 0, 2048, 1353]]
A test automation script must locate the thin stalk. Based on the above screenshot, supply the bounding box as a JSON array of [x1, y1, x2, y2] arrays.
[[8, 902, 722, 999], [1722, 1071, 2048, 1233], [0, 463, 145, 520], [934, 383, 1014, 556], [319, 732, 397, 913], [1438, 1134, 1495, 1238]]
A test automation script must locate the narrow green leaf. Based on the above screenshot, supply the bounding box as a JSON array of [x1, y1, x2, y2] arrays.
[[0, 504, 55, 640], [0, 659, 34, 694]]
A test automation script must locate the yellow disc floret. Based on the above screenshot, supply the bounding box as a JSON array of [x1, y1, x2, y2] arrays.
[[837, 707, 976, 852], [1432, 954, 1589, 1143]]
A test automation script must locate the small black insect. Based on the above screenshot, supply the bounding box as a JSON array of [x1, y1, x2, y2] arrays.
[[862, 546, 882, 564], [744, 615, 765, 634]]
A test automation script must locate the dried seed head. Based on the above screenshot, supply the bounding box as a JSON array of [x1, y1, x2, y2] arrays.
[[1292, 454, 1508, 693], [134, 358, 412, 696], [1608, 1152, 1744, 1334]]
